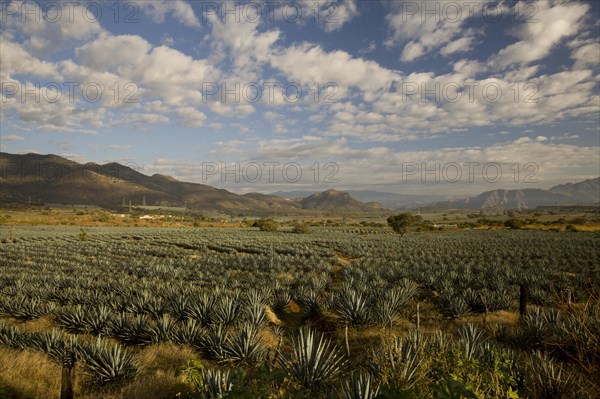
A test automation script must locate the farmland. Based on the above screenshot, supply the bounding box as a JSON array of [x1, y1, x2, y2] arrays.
[[0, 226, 599, 398]]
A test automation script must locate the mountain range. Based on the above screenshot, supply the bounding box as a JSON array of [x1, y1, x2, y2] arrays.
[[427, 178, 599, 210], [0, 153, 387, 215], [0, 153, 597, 213]]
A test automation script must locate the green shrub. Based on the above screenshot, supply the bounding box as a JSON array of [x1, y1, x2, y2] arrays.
[[292, 223, 312, 234], [504, 219, 523, 229], [253, 219, 279, 232]]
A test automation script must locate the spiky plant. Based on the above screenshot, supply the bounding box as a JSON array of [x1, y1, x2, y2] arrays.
[[108, 313, 152, 345], [244, 303, 266, 328], [84, 304, 112, 335], [222, 323, 266, 364], [1, 295, 55, 320], [173, 319, 204, 346], [333, 286, 371, 326], [186, 293, 216, 325], [77, 337, 139, 384], [29, 329, 73, 361], [279, 327, 347, 391], [295, 286, 322, 317], [201, 367, 233, 398], [366, 332, 425, 391], [200, 324, 229, 361], [525, 351, 580, 399], [169, 295, 191, 321], [0, 321, 27, 349], [55, 304, 89, 333], [214, 296, 241, 326], [245, 287, 271, 308], [397, 278, 420, 300], [457, 323, 486, 361], [439, 293, 471, 319], [338, 372, 380, 399], [148, 313, 176, 343], [520, 307, 549, 348], [272, 288, 291, 312]]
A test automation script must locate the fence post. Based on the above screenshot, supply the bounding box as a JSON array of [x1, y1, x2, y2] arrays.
[[61, 343, 75, 399], [519, 284, 529, 318]]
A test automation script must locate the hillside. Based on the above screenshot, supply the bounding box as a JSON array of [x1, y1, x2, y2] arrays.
[[271, 190, 446, 209], [429, 178, 600, 210], [0, 153, 388, 215], [298, 189, 386, 212]]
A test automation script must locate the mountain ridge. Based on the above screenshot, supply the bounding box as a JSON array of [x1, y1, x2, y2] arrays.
[[0, 152, 387, 215]]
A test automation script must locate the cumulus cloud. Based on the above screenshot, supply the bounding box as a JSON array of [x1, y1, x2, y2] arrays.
[[2, 134, 25, 142], [384, 0, 483, 62], [139, 1, 201, 28], [490, 1, 589, 68], [1, 1, 102, 55]]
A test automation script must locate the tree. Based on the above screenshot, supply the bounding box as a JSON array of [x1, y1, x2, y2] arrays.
[[504, 219, 522, 230], [253, 219, 279, 232], [387, 213, 418, 237], [292, 223, 312, 234]]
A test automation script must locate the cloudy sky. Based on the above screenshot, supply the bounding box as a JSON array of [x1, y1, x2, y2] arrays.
[[1, 0, 599, 196]]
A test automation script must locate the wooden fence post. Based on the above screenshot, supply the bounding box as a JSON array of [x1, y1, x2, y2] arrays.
[[519, 284, 529, 318], [61, 344, 75, 399]]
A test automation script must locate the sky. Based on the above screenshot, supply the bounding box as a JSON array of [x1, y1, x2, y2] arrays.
[[1, 0, 599, 196]]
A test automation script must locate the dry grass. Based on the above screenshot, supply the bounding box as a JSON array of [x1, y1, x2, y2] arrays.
[[265, 305, 283, 326], [77, 343, 195, 399], [0, 342, 198, 399], [0, 347, 62, 399]]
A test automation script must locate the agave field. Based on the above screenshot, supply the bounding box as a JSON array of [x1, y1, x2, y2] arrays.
[[0, 225, 599, 398]]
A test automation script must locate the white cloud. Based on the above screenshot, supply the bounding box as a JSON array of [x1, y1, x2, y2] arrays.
[[106, 145, 131, 151], [1, 1, 102, 55], [139, 1, 201, 28], [312, 0, 359, 32], [0, 37, 60, 79], [75, 33, 220, 107], [440, 34, 476, 56], [384, 0, 482, 62], [2, 134, 25, 142], [174, 107, 207, 127], [570, 41, 600, 70], [270, 43, 398, 98], [161, 34, 175, 47], [170, 136, 599, 194], [490, 1, 589, 68]]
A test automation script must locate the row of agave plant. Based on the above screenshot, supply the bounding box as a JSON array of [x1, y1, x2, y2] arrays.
[[0, 321, 138, 384], [2, 229, 597, 313], [175, 322, 595, 399], [2, 317, 590, 398], [1, 228, 599, 396]]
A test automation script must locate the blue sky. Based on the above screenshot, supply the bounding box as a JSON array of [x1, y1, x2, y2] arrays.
[[1, 0, 599, 196]]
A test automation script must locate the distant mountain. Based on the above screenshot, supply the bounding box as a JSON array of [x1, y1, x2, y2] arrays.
[[271, 190, 446, 209], [0, 153, 388, 215], [548, 178, 600, 202], [428, 178, 600, 210], [299, 189, 386, 212]]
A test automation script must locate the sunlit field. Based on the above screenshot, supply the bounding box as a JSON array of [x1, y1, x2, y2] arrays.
[[1, 226, 598, 398]]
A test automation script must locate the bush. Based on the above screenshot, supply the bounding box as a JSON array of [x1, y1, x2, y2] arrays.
[[253, 219, 279, 232], [504, 219, 523, 229], [292, 223, 312, 234]]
